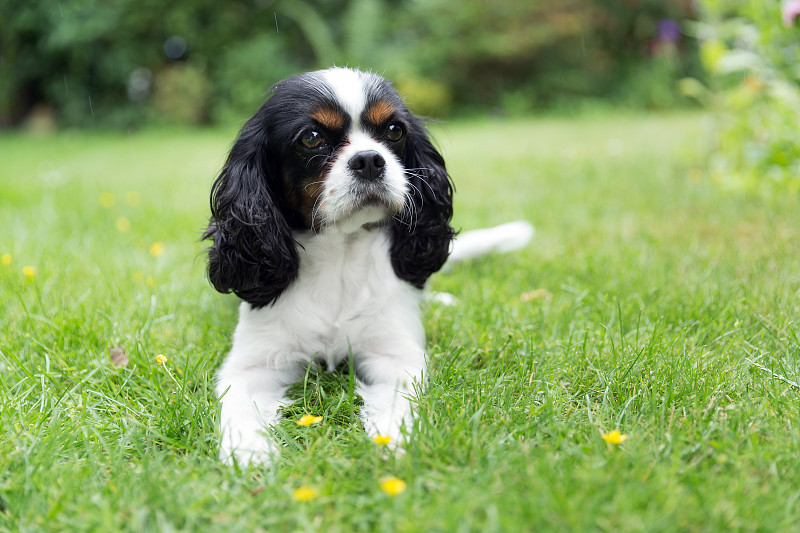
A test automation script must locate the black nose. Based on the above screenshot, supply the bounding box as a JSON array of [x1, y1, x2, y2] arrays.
[[348, 150, 385, 181]]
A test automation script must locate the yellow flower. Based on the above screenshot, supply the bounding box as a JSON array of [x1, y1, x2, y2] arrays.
[[124, 191, 141, 207], [292, 485, 319, 502], [22, 266, 36, 278], [602, 430, 628, 445], [115, 217, 131, 232], [149, 241, 165, 257], [145, 276, 156, 287], [372, 435, 392, 446], [296, 414, 323, 426], [1, 253, 11, 266], [156, 353, 168, 365], [98, 192, 116, 208], [379, 476, 407, 496]]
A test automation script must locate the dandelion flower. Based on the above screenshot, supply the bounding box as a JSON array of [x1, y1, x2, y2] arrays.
[[145, 276, 156, 287], [149, 241, 165, 257], [602, 430, 628, 445], [296, 414, 323, 426], [116, 217, 131, 232], [379, 476, 407, 496], [98, 192, 116, 208], [1, 254, 11, 266], [22, 266, 36, 278], [156, 353, 168, 365], [372, 435, 392, 445], [292, 486, 319, 502]]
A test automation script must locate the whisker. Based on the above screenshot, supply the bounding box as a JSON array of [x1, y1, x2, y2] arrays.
[[310, 193, 326, 234], [394, 189, 418, 232], [414, 175, 438, 197], [404, 167, 439, 200], [303, 179, 327, 192], [402, 172, 426, 211], [305, 153, 333, 170]]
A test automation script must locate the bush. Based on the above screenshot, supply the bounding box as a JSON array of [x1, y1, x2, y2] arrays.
[[209, 36, 300, 125], [0, 0, 304, 128], [392, 75, 453, 118], [1, 0, 703, 128], [151, 65, 210, 125], [684, 1, 800, 195]]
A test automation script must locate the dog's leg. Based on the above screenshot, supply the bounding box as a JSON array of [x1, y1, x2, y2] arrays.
[[217, 362, 304, 466], [354, 343, 426, 447]]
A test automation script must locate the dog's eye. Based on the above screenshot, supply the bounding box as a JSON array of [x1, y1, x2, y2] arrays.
[[386, 123, 404, 142], [300, 130, 327, 149]]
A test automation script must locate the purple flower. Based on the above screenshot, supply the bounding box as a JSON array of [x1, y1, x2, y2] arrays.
[[656, 19, 682, 43], [784, 0, 800, 27]]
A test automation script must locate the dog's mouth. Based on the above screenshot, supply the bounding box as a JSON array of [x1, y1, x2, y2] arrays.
[[314, 184, 404, 232], [313, 165, 408, 231], [350, 183, 404, 214]]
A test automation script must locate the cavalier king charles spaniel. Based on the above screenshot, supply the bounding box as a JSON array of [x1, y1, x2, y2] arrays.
[[204, 67, 532, 465]]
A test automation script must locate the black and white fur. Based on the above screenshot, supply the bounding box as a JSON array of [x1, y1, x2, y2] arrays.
[[204, 67, 532, 465]]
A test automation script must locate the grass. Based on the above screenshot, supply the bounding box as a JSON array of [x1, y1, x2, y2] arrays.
[[1, 111, 799, 532]]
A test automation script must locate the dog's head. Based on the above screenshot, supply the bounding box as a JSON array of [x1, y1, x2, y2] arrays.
[[204, 67, 454, 307]]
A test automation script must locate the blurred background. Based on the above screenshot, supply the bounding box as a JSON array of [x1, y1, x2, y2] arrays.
[[0, 0, 798, 193], [1, 0, 702, 128]]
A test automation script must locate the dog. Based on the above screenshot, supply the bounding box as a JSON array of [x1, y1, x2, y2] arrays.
[[204, 67, 533, 465]]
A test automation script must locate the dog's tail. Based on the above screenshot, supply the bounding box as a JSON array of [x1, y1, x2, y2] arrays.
[[448, 221, 535, 265]]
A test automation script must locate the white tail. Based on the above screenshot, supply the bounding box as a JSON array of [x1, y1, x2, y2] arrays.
[[448, 221, 535, 264]]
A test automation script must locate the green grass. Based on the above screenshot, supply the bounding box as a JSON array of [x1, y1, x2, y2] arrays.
[[1, 112, 799, 532]]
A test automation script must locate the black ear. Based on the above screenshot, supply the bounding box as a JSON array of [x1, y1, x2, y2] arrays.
[[390, 122, 455, 288], [203, 108, 299, 307]]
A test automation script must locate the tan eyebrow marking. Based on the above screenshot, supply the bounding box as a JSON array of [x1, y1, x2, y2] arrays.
[[364, 100, 396, 126], [310, 107, 346, 130]]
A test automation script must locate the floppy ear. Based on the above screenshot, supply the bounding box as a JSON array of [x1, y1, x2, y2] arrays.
[[390, 122, 455, 288], [203, 109, 299, 307]]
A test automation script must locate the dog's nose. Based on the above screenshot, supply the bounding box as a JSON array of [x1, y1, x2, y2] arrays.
[[348, 150, 385, 181]]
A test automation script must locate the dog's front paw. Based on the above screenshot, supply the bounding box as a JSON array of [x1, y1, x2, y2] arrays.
[[219, 422, 277, 467], [361, 404, 412, 455]]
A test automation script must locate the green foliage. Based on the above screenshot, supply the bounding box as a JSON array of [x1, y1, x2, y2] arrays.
[[0, 0, 303, 128], [152, 65, 210, 125], [2, 114, 800, 530], [684, 1, 800, 194], [210, 36, 301, 125], [392, 0, 701, 114], [1, 0, 701, 128]]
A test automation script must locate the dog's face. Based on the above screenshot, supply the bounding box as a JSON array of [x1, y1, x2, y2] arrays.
[[204, 68, 454, 307], [268, 68, 411, 232]]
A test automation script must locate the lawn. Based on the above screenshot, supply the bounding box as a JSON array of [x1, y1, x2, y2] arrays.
[[1, 112, 799, 532]]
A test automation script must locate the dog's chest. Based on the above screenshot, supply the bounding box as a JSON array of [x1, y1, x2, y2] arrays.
[[232, 227, 423, 370], [288, 229, 399, 357]]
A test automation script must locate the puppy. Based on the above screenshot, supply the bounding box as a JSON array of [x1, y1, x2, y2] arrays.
[[205, 67, 533, 465], [204, 67, 453, 465]]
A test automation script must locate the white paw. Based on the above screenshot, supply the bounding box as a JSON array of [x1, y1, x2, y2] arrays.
[[360, 397, 412, 452], [219, 423, 277, 467]]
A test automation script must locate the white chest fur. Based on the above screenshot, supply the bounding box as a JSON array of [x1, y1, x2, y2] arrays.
[[227, 226, 424, 372]]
